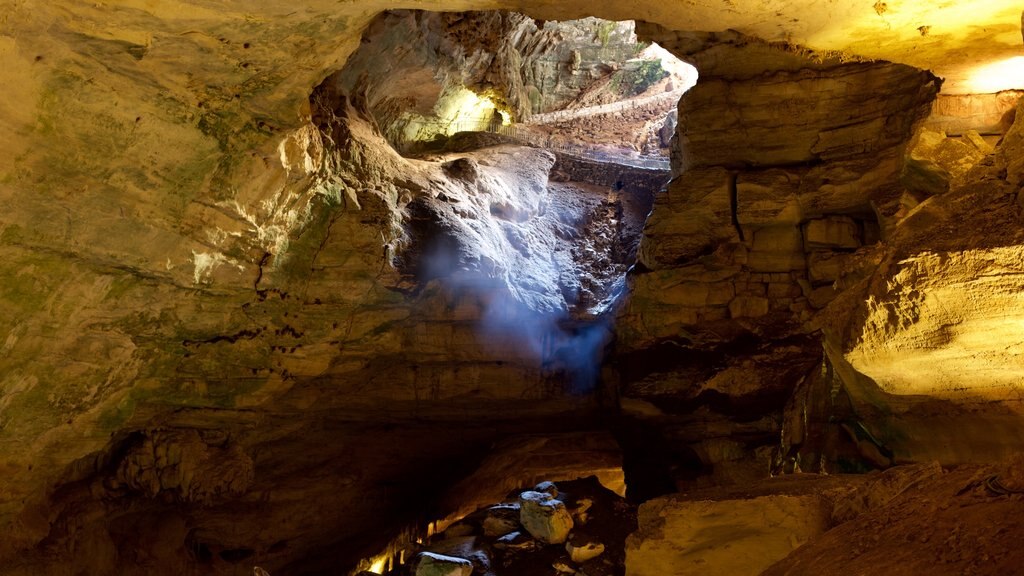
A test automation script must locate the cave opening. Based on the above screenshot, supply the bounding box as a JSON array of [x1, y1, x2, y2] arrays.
[[315, 10, 699, 396], [300, 10, 701, 576]]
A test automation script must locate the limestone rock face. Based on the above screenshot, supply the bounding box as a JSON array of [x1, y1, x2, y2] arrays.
[[677, 63, 940, 171], [110, 430, 254, 504], [613, 58, 938, 489], [759, 464, 1024, 576], [0, 57, 641, 573], [806, 96, 1024, 466]]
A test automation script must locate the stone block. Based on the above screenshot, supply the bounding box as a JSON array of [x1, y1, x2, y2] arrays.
[[748, 226, 806, 272], [705, 282, 735, 306], [766, 282, 801, 299], [736, 170, 802, 229], [660, 282, 710, 307], [803, 216, 860, 250], [808, 285, 838, 309], [729, 296, 770, 319], [808, 250, 844, 284]]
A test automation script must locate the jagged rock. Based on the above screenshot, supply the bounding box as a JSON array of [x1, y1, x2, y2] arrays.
[[533, 481, 560, 498], [903, 127, 989, 195], [813, 95, 1024, 465], [481, 504, 522, 537], [553, 561, 576, 573], [519, 491, 574, 544], [426, 536, 492, 576], [494, 531, 537, 552], [109, 430, 254, 504], [566, 535, 606, 563], [415, 552, 474, 576]]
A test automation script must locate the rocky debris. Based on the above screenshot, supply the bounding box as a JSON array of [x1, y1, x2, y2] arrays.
[[482, 505, 522, 537], [519, 491, 574, 544], [437, 432, 626, 533], [494, 531, 537, 552], [566, 535, 606, 563], [415, 552, 474, 576], [903, 127, 992, 195], [371, 477, 635, 576]]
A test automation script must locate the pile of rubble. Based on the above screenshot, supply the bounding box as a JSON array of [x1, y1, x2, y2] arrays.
[[363, 477, 636, 576]]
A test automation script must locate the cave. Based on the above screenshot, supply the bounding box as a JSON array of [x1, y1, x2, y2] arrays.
[[2, 1, 1024, 575]]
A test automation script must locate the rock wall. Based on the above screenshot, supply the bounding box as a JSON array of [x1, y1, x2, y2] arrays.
[[807, 96, 1024, 466], [0, 67, 647, 573], [610, 55, 940, 487], [549, 154, 669, 194]]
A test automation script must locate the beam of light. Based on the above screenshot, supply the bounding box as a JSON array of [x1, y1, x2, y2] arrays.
[[967, 56, 1024, 94]]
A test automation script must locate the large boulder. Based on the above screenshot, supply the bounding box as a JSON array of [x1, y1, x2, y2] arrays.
[[519, 491, 574, 544], [415, 552, 474, 576]]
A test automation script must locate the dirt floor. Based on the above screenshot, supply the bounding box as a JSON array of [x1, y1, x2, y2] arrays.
[[762, 462, 1024, 576]]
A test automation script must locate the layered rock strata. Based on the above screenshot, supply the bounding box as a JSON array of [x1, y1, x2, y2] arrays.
[[612, 56, 940, 487]]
